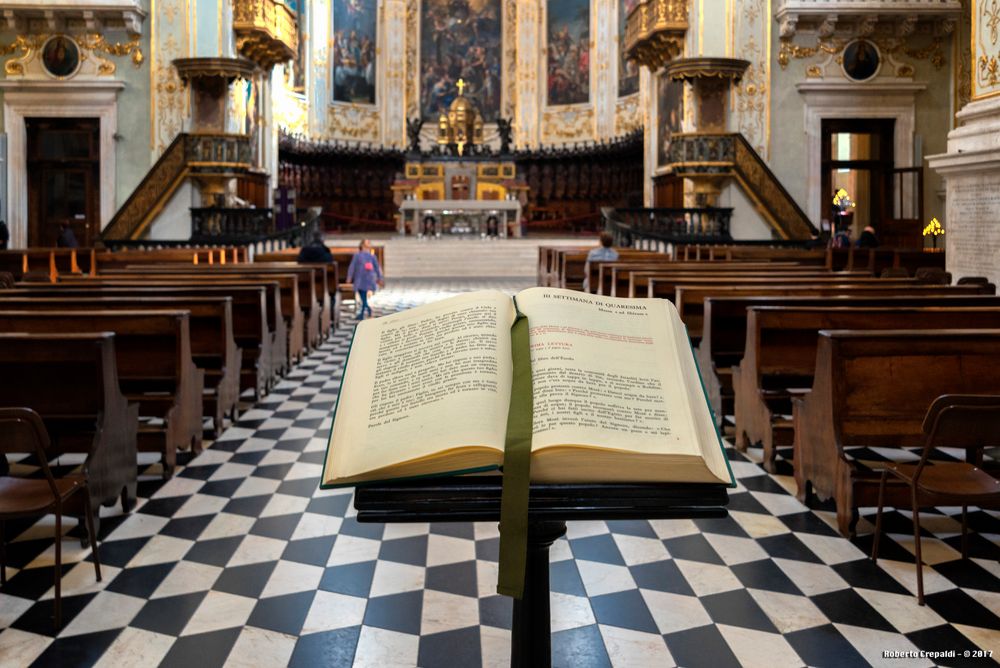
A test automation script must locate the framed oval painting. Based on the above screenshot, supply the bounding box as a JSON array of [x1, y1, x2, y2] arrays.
[[842, 40, 880, 82], [41, 35, 81, 78]]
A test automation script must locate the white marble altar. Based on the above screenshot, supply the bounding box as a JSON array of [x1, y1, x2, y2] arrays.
[[398, 200, 523, 238]]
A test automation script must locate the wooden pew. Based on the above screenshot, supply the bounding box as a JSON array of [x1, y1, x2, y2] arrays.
[[648, 274, 914, 302], [16, 283, 276, 397], [735, 306, 1000, 472], [697, 294, 1000, 426], [61, 274, 298, 369], [674, 283, 994, 343], [0, 311, 204, 477], [94, 247, 238, 269], [0, 296, 241, 437], [254, 256, 342, 332], [0, 332, 138, 531], [615, 267, 870, 299], [792, 329, 1000, 537], [105, 265, 324, 350], [0, 248, 96, 281], [251, 245, 386, 301], [538, 245, 587, 286]]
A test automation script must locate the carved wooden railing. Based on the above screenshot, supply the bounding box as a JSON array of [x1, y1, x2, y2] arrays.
[[191, 207, 274, 242], [667, 133, 817, 240], [102, 133, 253, 242], [604, 206, 734, 249]]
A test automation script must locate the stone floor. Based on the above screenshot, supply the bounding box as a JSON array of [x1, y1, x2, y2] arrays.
[[1, 280, 998, 667]]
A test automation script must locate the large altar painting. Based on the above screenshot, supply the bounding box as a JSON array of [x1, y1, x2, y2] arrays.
[[420, 0, 502, 122], [618, 0, 638, 96], [547, 0, 590, 105], [332, 0, 378, 104], [657, 74, 683, 166]]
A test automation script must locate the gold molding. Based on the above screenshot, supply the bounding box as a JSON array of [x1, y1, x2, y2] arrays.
[[233, 0, 298, 70], [778, 35, 946, 71], [624, 0, 690, 70], [1, 33, 145, 77]]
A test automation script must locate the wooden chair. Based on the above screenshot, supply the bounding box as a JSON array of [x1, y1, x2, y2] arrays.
[[871, 394, 1000, 605], [0, 408, 103, 629]]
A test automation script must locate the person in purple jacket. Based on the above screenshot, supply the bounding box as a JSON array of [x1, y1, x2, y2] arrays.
[[347, 239, 383, 320]]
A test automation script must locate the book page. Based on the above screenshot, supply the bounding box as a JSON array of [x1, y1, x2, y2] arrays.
[[325, 290, 516, 482], [515, 287, 701, 457]]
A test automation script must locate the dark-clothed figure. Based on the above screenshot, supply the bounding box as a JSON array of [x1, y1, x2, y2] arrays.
[[485, 215, 499, 238], [297, 231, 334, 263], [856, 225, 879, 249], [57, 223, 78, 248], [0, 220, 8, 250]]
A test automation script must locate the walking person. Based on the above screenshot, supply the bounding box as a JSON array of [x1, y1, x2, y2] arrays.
[[347, 239, 383, 320]]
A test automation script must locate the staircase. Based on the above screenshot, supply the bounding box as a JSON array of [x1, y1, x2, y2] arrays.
[[383, 237, 581, 279], [668, 133, 817, 240], [102, 133, 254, 241]]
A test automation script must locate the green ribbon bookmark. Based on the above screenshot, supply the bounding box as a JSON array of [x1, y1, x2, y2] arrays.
[[497, 309, 533, 599]]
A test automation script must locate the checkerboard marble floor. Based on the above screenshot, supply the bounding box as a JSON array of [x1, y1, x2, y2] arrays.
[[1, 280, 998, 667]]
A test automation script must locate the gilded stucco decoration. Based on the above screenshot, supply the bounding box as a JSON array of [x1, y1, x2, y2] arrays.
[[730, 0, 770, 158], [327, 103, 381, 140], [541, 104, 595, 140], [975, 0, 1000, 97], [955, 0, 972, 117], [152, 0, 189, 157], [514, 0, 541, 146], [0, 33, 144, 77], [503, 0, 518, 120], [615, 93, 641, 134], [778, 35, 948, 76]]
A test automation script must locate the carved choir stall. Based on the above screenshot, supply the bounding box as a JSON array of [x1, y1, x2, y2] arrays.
[[278, 132, 404, 232]]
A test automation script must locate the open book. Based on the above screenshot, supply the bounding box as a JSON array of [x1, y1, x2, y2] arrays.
[[322, 287, 733, 487]]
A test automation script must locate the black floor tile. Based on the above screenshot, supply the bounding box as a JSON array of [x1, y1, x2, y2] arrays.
[[29, 628, 120, 667], [183, 536, 244, 568], [629, 559, 696, 597], [158, 627, 241, 668], [160, 515, 214, 542], [335, 516, 385, 541], [282, 535, 337, 567], [250, 514, 302, 542], [662, 534, 725, 566], [212, 561, 278, 599], [663, 624, 742, 668], [832, 558, 912, 595], [552, 624, 612, 668], [377, 535, 428, 567], [785, 624, 869, 668], [363, 590, 423, 635], [730, 559, 803, 595], [478, 594, 512, 630], [590, 589, 659, 634], [550, 559, 587, 598], [756, 533, 823, 564], [287, 626, 360, 668], [130, 591, 208, 637], [418, 626, 481, 668], [277, 477, 323, 498], [105, 562, 176, 599], [137, 496, 190, 519], [700, 589, 779, 633], [924, 589, 1000, 631], [811, 589, 895, 633], [247, 590, 316, 636], [604, 520, 658, 539], [319, 561, 376, 599], [425, 560, 478, 598], [569, 534, 625, 566], [222, 495, 271, 518], [11, 593, 97, 637], [429, 522, 476, 540]]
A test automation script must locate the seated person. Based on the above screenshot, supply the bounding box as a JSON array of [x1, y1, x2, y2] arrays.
[[422, 215, 436, 237], [297, 230, 334, 263], [56, 222, 79, 248], [856, 224, 879, 249], [583, 232, 619, 291], [485, 215, 500, 238]]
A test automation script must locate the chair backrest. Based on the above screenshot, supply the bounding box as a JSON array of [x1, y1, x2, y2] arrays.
[[0, 407, 50, 456], [957, 276, 991, 286], [0, 408, 59, 496], [880, 267, 910, 278], [922, 395, 1000, 452], [915, 267, 952, 285]]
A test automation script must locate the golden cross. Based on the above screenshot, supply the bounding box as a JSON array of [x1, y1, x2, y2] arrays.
[[456, 78, 466, 95]]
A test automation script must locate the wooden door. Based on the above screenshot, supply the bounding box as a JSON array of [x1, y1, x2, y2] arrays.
[[653, 173, 684, 208], [27, 118, 100, 247]]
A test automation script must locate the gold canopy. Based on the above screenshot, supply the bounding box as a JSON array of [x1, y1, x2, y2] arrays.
[[437, 79, 484, 156]]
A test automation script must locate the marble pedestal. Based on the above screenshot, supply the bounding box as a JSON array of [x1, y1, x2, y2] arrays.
[[927, 96, 1000, 285]]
